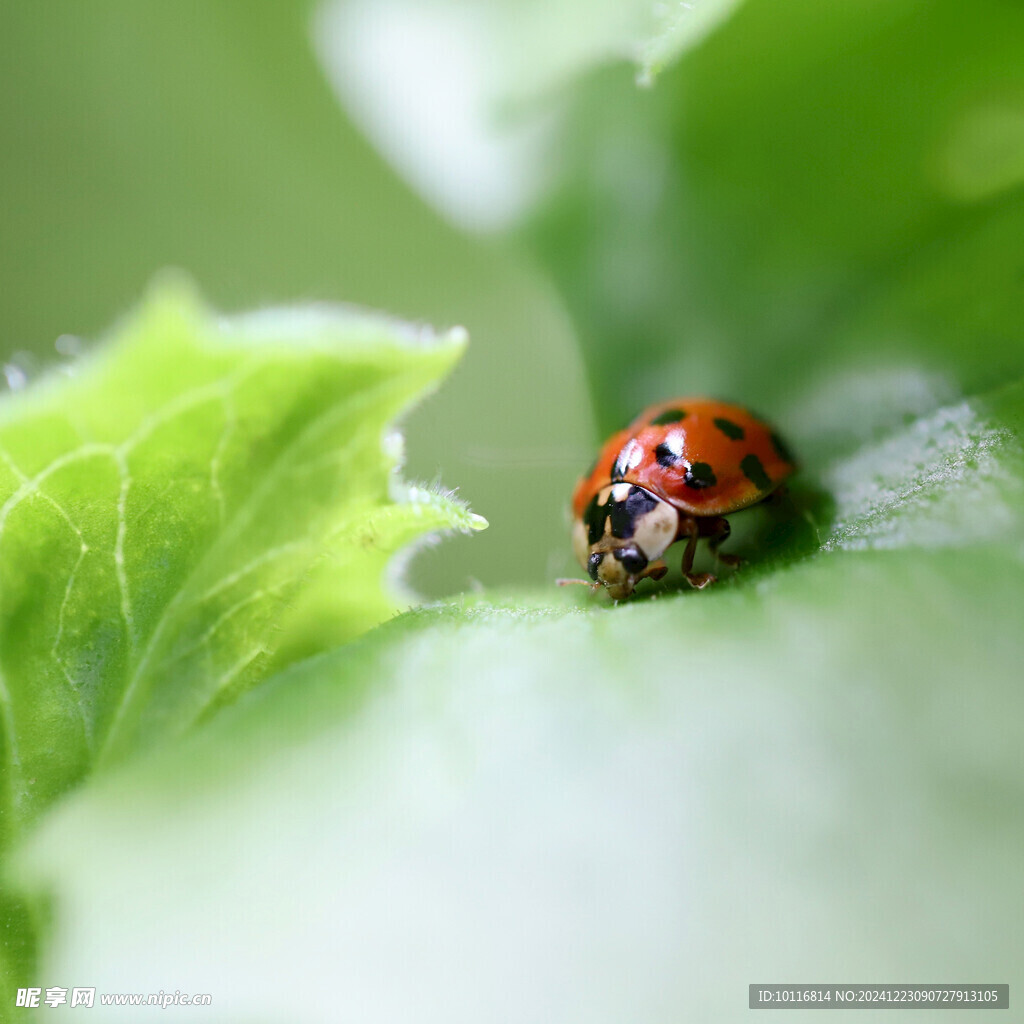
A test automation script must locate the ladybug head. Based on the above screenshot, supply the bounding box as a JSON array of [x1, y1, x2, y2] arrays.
[[569, 484, 678, 599], [587, 544, 648, 599]]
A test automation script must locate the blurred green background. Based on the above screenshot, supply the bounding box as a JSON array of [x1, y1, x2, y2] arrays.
[[532, 0, 1024, 434], [4, 2, 1024, 1020], [4, 0, 1024, 598]]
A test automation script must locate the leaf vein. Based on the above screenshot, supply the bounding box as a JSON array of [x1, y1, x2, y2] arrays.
[[95, 373, 402, 762]]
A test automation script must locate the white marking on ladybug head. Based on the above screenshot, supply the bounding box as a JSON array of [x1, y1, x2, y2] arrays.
[[631, 498, 678, 562]]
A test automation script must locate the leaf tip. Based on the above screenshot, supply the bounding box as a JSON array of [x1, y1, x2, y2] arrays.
[[141, 268, 206, 319], [445, 324, 470, 347]]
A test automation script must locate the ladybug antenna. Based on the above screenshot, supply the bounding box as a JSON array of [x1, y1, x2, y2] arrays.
[[556, 577, 601, 592]]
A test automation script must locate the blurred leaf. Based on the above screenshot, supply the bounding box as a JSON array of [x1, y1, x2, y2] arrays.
[[0, 279, 482, 851], [529, 0, 1024, 433], [14, 375, 1024, 1022], [639, 0, 744, 84], [314, 0, 740, 230], [814, 378, 1024, 554]]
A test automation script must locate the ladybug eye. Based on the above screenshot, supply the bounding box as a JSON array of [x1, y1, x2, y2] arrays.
[[614, 546, 648, 575], [587, 552, 604, 581]]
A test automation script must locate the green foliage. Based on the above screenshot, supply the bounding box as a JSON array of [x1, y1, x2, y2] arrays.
[[16, 546, 1024, 1020], [2, 0, 1024, 1020], [9, 351, 1024, 1017], [532, 0, 1024, 434], [0, 280, 482, 849], [640, 0, 743, 83], [0, 0, 592, 595]]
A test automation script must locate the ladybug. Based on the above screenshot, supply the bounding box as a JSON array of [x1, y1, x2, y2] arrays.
[[562, 398, 795, 599]]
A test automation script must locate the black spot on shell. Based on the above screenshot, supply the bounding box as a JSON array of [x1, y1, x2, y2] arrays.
[[771, 432, 795, 465], [741, 452, 772, 490], [713, 417, 745, 440], [683, 461, 717, 489], [655, 441, 682, 467], [650, 407, 686, 426]]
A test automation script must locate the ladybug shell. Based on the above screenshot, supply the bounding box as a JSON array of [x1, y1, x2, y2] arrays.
[[573, 398, 795, 519]]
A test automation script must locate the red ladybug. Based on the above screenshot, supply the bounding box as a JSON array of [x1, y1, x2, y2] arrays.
[[563, 398, 795, 599]]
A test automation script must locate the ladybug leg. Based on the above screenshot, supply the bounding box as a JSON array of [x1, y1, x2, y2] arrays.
[[705, 516, 744, 568], [640, 560, 668, 582], [679, 519, 716, 589]]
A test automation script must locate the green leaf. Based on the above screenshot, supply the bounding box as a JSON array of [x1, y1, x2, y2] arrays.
[[0, 278, 483, 849], [5, 2, 1024, 1019], [529, 0, 1024, 434], [13, 378, 1024, 1020]]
